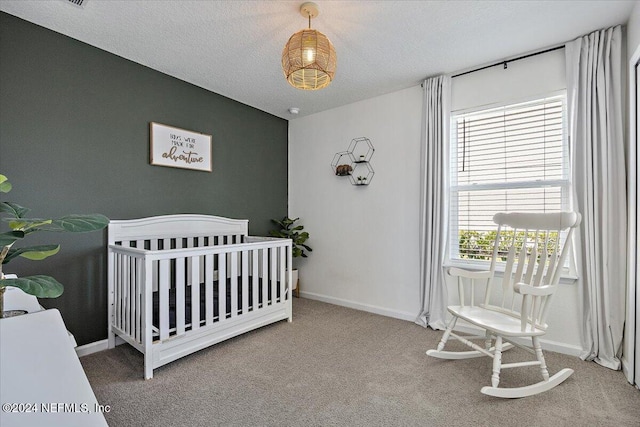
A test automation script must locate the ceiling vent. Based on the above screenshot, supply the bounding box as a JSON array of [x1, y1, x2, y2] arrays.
[[66, 0, 87, 7]]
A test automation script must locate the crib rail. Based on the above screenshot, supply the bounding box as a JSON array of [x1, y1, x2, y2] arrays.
[[108, 238, 292, 347]]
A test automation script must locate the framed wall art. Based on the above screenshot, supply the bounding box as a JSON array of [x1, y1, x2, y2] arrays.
[[150, 122, 212, 172]]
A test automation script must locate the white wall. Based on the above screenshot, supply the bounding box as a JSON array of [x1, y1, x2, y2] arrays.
[[289, 86, 423, 320], [289, 48, 590, 355], [452, 48, 566, 111], [628, 2, 640, 58]]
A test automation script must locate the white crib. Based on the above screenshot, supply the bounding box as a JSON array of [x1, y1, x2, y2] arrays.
[[107, 214, 292, 379]]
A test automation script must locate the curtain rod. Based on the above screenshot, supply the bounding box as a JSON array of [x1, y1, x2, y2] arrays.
[[451, 45, 565, 79]]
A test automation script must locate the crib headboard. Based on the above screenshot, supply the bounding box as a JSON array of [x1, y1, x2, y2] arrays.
[[108, 214, 249, 245]]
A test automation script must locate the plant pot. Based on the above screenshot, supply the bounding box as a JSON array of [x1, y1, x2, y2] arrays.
[[291, 269, 299, 297], [1, 309, 28, 318], [0, 287, 28, 318]]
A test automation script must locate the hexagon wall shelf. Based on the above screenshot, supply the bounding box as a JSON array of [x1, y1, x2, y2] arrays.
[[331, 137, 375, 186]]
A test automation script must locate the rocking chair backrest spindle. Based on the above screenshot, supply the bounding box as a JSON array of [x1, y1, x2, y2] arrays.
[[482, 212, 580, 332]]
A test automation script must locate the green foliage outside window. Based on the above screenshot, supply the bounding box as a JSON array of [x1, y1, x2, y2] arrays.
[[458, 230, 559, 261]]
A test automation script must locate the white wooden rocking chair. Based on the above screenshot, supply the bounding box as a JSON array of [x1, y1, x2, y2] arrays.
[[427, 211, 581, 398]]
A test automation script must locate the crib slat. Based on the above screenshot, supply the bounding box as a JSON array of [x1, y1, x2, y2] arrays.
[[261, 248, 268, 308], [130, 255, 136, 337], [186, 238, 194, 288], [191, 256, 201, 331], [176, 257, 186, 336], [270, 247, 277, 306], [218, 253, 226, 321], [135, 257, 142, 343], [241, 250, 249, 315], [130, 256, 134, 340], [114, 253, 121, 331], [252, 249, 259, 311], [159, 259, 170, 341], [279, 246, 286, 303], [230, 251, 238, 318], [150, 239, 159, 292], [205, 254, 214, 326], [198, 238, 206, 287], [118, 252, 124, 333], [287, 243, 293, 305], [124, 252, 131, 336], [130, 256, 135, 341]]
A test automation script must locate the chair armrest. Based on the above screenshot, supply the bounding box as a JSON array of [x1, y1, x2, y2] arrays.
[[447, 267, 492, 307], [447, 267, 493, 280], [514, 283, 555, 296]]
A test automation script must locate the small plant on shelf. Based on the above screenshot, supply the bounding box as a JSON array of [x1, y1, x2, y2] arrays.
[[0, 174, 109, 317]]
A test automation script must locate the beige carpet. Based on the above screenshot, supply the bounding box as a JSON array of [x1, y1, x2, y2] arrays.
[[81, 298, 640, 426]]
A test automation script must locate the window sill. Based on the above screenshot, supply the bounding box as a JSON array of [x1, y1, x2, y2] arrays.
[[442, 260, 579, 284]]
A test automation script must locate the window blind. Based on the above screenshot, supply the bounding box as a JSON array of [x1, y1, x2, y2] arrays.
[[449, 95, 569, 263]]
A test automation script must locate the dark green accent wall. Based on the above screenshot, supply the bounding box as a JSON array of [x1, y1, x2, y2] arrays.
[[0, 12, 288, 346]]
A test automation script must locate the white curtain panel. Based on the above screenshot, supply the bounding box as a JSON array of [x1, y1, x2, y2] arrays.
[[566, 25, 626, 370], [415, 75, 450, 330]]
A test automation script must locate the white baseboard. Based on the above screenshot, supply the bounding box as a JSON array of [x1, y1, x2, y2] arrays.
[[299, 290, 417, 322], [76, 336, 125, 358], [76, 340, 108, 357]]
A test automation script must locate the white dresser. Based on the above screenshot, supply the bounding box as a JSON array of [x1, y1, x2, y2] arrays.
[[0, 289, 108, 427]]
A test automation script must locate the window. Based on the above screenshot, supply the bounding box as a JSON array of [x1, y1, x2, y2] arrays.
[[448, 94, 570, 266]]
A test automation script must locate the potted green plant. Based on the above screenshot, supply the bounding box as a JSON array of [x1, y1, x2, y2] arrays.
[[0, 174, 109, 317], [269, 216, 311, 297]]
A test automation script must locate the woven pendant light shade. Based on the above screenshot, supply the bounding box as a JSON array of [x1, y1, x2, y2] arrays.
[[282, 3, 337, 91], [282, 29, 336, 90]]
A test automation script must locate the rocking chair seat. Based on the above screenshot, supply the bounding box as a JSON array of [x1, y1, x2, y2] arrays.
[[448, 305, 546, 337]]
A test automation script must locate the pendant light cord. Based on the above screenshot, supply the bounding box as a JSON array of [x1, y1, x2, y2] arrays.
[[308, 14, 311, 28]]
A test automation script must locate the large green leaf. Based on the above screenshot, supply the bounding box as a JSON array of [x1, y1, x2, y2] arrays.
[[0, 202, 29, 218], [0, 175, 11, 193], [52, 214, 109, 232], [8, 218, 51, 231], [0, 275, 64, 298], [3, 245, 60, 264], [0, 230, 25, 247]]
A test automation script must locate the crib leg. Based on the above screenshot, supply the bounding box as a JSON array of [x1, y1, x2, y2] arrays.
[[144, 353, 154, 380], [107, 326, 116, 349]]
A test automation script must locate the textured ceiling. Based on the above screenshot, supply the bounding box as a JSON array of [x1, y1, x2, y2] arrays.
[[0, 0, 636, 119]]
